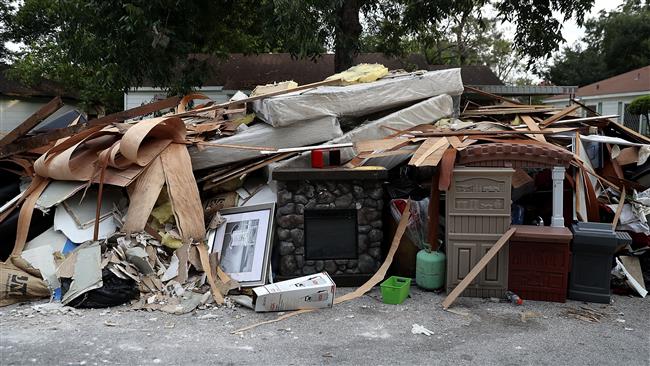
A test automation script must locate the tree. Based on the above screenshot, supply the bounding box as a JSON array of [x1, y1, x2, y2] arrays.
[[629, 95, 650, 126], [361, 13, 524, 83], [276, 0, 594, 72], [0, 1, 15, 62], [542, 0, 650, 86], [6, 0, 280, 110]]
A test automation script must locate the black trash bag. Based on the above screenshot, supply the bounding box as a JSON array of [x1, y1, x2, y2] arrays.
[[61, 269, 139, 308]]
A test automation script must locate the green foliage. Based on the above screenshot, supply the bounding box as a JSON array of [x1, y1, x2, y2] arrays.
[[542, 0, 650, 86], [4, 0, 597, 110], [0, 1, 15, 62], [628, 95, 650, 118], [5, 0, 279, 111]]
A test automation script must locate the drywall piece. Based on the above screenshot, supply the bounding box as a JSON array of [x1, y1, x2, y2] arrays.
[[52, 188, 122, 243], [274, 94, 454, 170], [126, 247, 154, 275], [241, 185, 277, 207], [189, 116, 343, 170], [161, 254, 180, 282], [24, 227, 68, 253], [62, 243, 103, 305], [36, 181, 85, 211], [253, 69, 463, 127], [61, 187, 124, 229], [616, 257, 647, 298], [21, 245, 61, 290]]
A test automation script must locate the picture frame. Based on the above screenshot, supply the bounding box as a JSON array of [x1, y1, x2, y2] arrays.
[[207, 203, 275, 287]]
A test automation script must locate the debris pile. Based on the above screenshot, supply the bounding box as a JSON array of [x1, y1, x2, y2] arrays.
[[0, 62, 647, 330]]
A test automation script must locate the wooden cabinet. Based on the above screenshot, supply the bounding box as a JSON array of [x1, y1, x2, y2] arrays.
[[446, 168, 513, 298]]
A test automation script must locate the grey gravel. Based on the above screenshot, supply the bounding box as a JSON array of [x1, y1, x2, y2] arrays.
[[1, 287, 648, 366]]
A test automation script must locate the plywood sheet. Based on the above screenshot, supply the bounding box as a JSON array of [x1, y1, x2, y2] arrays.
[[123, 157, 165, 233], [160, 143, 205, 241]]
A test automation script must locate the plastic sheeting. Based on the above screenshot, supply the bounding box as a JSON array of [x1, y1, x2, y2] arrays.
[[253, 69, 463, 127], [274, 94, 454, 170], [189, 117, 343, 171]]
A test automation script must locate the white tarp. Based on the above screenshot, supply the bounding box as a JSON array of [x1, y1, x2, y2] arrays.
[[274, 94, 454, 170], [253, 69, 463, 127], [189, 117, 343, 171]]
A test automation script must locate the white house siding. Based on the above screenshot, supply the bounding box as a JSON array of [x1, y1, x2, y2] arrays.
[[544, 92, 650, 134], [0, 97, 78, 135], [124, 87, 244, 111]]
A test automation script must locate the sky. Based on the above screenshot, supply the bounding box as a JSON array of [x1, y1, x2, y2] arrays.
[[4, 0, 625, 82], [491, 0, 624, 82], [556, 0, 622, 46]]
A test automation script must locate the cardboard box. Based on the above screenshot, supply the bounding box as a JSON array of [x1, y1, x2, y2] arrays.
[[252, 272, 336, 312]]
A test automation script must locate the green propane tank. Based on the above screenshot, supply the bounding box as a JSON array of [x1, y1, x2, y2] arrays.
[[415, 248, 446, 290]]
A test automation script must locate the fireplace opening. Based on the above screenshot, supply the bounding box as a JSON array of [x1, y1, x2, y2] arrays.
[[304, 209, 358, 260]]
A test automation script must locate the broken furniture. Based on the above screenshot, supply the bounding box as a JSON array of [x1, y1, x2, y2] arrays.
[[508, 225, 573, 302], [568, 222, 620, 303], [446, 167, 514, 298], [272, 167, 387, 285]]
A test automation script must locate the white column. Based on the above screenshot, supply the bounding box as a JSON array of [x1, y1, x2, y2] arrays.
[[551, 166, 565, 227]]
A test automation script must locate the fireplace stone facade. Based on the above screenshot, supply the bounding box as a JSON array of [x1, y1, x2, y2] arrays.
[[273, 168, 387, 279]]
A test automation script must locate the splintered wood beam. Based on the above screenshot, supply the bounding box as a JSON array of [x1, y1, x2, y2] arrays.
[[0, 96, 182, 158], [540, 104, 580, 127], [0, 97, 63, 146], [441, 228, 516, 309], [417, 128, 575, 138], [463, 85, 522, 105], [88, 95, 181, 126]]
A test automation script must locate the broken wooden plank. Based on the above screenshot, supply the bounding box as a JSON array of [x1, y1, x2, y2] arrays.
[[612, 187, 626, 230], [520, 114, 546, 142], [0, 96, 182, 158], [417, 128, 575, 138], [539, 104, 580, 127], [441, 228, 516, 309], [0, 97, 63, 147], [409, 138, 447, 166], [160, 143, 205, 242], [123, 156, 165, 234], [463, 85, 522, 105]]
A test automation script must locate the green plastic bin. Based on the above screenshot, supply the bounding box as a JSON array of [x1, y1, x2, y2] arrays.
[[380, 276, 411, 304]]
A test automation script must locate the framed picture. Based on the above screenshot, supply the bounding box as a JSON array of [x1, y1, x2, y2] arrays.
[[207, 203, 275, 287]]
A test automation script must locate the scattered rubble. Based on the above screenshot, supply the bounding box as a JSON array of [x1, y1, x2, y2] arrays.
[[0, 62, 647, 338]]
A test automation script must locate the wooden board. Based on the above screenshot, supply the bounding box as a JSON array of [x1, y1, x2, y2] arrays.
[[123, 157, 165, 234], [441, 228, 515, 309], [615, 147, 639, 166], [160, 143, 205, 241], [0, 97, 181, 158], [0, 97, 63, 146], [540, 104, 580, 127], [409, 138, 447, 166], [520, 114, 546, 142]]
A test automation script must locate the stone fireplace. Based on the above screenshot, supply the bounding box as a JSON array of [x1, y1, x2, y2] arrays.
[[272, 168, 387, 282]]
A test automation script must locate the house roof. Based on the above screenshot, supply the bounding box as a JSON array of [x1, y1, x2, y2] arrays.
[[0, 64, 79, 100], [546, 65, 650, 101], [143, 53, 503, 90]]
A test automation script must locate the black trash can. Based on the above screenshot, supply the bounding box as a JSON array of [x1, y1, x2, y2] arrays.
[[568, 222, 618, 303]]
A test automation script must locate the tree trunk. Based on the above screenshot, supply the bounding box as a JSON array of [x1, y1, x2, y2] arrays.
[[334, 0, 363, 72]]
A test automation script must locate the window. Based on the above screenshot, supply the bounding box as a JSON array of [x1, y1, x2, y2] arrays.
[[597, 102, 603, 114], [617, 102, 623, 123], [586, 105, 598, 117]]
